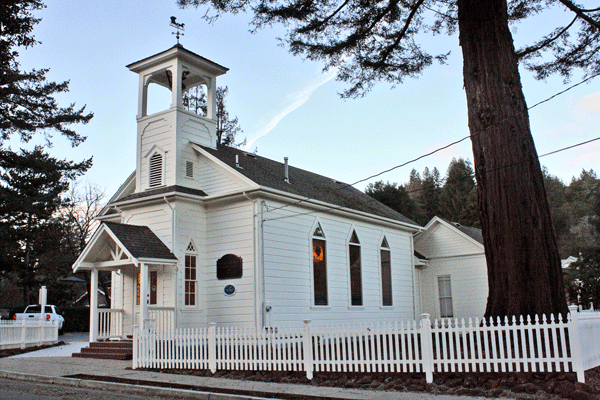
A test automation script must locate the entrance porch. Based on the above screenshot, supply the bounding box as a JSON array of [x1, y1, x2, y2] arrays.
[[72, 222, 178, 342]]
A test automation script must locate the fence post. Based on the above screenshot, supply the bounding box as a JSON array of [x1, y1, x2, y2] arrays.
[[208, 322, 217, 373], [20, 319, 26, 349], [567, 305, 585, 382], [303, 320, 313, 380], [420, 313, 433, 383], [132, 326, 139, 369]]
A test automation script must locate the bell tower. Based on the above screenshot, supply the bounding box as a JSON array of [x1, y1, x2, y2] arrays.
[[127, 45, 228, 193]]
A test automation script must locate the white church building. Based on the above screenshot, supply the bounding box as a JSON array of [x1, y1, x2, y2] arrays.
[[73, 44, 490, 342]]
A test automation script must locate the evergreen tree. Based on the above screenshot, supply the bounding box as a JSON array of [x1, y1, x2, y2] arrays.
[[0, 147, 90, 304], [564, 248, 600, 310], [178, 0, 600, 317], [365, 181, 418, 222], [543, 167, 570, 257], [0, 1, 92, 147], [418, 167, 442, 226], [183, 85, 245, 147], [0, 1, 92, 303], [440, 158, 479, 227]]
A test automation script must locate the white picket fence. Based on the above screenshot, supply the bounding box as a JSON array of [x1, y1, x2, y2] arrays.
[[134, 305, 600, 383], [0, 319, 59, 350]]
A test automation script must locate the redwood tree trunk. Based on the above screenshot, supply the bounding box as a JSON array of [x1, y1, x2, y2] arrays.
[[457, 0, 568, 318]]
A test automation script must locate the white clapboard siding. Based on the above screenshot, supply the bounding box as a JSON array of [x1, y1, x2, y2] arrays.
[[414, 219, 487, 321], [203, 201, 256, 326], [197, 156, 248, 196], [261, 199, 416, 327], [419, 254, 488, 321], [415, 221, 482, 259]]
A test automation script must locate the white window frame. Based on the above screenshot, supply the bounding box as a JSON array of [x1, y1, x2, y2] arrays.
[[437, 275, 453, 318], [347, 227, 363, 308], [184, 253, 198, 308], [310, 220, 328, 308], [379, 234, 393, 308]]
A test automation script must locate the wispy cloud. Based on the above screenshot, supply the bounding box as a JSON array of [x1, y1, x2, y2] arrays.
[[243, 70, 337, 150], [576, 92, 600, 115]]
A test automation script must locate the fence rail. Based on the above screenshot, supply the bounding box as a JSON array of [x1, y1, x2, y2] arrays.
[[134, 305, 600, 383], [0, 319, 59, 350]]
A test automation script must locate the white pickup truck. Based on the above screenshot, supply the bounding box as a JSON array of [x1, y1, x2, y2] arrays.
[[14, 305, 65, 335]]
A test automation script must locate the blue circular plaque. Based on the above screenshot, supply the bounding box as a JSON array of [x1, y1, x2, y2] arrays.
[[224, 284, 236, 296]]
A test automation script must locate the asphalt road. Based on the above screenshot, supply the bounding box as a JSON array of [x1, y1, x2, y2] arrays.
[[0, 377, 180, 400]]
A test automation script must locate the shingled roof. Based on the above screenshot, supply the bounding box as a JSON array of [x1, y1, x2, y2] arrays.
[[441, 219, 483, 244], [104, 222, 177, 261], [201, 144, 418, 226]]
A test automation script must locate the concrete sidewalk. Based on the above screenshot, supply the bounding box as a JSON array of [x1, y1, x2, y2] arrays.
[[0, 336, 491, 400]]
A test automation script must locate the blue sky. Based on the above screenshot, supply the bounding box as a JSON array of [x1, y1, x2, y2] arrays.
[[13, 1, 600, 197]]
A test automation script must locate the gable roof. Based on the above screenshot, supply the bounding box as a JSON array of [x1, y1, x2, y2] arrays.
[[103, 222, 178, 261], [73, 222, 177, 272], [200, 144, 419, 226], [444, 219, 484, 244], [420, 216, 484, 247]]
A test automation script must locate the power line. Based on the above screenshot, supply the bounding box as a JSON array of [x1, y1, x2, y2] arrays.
[[263, 72, 600, 217], [263, 135, 600, 223]]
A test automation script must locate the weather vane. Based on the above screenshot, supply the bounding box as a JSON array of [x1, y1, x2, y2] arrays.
[[170, 16, 185, 44]]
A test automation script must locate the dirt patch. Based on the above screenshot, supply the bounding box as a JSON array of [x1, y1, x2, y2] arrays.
[[137, 367, 600, 399]]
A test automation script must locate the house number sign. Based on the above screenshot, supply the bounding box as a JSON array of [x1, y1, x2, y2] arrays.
[[224, 284, 236, 296], [216, 254, 243, 280]]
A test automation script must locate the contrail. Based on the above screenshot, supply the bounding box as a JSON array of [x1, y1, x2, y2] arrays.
[[244, 70, 337, 150]]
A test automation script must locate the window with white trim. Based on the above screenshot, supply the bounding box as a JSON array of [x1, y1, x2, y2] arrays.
[[312, 223, 327, 306], [185, 255, 197, 306], [349, 230, 362, 306], [438, 275, 453, 318], [380, 236, 393, 306]]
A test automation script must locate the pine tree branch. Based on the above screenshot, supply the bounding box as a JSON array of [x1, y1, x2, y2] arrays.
[[516, 16, 577, 59], [558, 0, 600, 29]]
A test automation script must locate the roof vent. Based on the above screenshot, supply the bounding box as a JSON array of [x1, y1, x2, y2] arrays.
[[246, 152, 256, 158], [284, 157, 290, 183], [235, 154, 243, 169]]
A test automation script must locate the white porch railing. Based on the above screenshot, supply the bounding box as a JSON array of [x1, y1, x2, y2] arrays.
[[134, 306, 600, 383], [97, 309, 123, 340], [0, 320, 59, 350], [140, 307, 175, 335]]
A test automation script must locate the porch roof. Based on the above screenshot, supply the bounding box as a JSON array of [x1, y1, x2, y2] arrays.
[[73, 222, 178, 272]]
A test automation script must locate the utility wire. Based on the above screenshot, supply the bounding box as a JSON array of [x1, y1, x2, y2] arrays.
[[263, 72, 600, 216], [263, 135, 600, 223]]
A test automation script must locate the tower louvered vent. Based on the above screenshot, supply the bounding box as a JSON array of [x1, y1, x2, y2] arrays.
[[186, 161, 194, 178], [149, 153, 163, 187]]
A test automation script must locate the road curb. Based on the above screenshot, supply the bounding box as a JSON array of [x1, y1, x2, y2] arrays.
[[0, 370, 280, 400]]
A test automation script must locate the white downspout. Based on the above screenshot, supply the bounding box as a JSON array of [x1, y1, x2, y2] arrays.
[[410, 234, 418, 319], [163, 196, 178, 327], [243, 192, 262, 331]]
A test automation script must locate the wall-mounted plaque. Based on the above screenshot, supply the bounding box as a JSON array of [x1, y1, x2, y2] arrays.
[[217, 254, 243, 280], [224, 284, 236, 296]]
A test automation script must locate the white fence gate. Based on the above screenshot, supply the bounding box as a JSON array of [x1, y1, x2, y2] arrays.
[[0, 319, 59, 350], [134, 305, 600, 383]]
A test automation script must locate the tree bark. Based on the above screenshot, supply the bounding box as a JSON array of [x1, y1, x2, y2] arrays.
[[457, 0, 568, 318]]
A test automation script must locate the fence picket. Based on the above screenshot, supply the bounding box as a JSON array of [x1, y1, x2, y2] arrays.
[[132, 309, 598, 384]]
